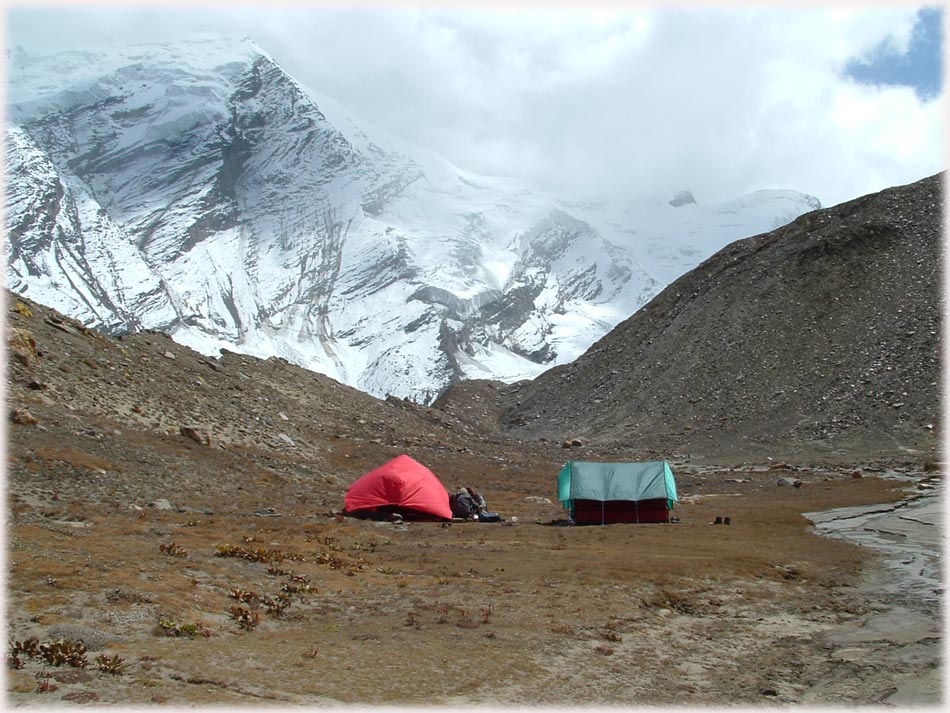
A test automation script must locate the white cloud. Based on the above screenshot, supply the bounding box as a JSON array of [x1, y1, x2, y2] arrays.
[[5, 4, 944, 208]]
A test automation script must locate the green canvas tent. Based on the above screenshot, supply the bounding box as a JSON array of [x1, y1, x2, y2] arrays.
[[557, 460, 679, 524]]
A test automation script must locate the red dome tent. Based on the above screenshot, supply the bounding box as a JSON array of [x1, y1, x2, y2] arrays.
[[344, 454, 452, 521]]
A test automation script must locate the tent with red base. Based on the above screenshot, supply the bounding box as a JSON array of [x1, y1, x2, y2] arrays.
[[344, 454, 452, 521], [557, 460, 679, 524]]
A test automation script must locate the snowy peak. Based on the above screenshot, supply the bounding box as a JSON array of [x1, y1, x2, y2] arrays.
[[5, 35, 822, 403], [8, 35, 263, 88]]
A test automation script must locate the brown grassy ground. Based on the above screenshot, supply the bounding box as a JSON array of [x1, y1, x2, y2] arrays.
[[6, 437, 909, 705]]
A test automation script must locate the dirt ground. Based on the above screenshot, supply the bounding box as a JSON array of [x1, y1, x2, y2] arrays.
[[5, 439, 932, 706]]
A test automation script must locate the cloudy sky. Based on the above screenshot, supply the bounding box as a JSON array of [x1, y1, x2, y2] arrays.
[[4, 2, 946, 207]]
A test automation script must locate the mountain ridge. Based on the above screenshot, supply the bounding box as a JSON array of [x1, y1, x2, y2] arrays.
[[6, 34, 821, 403]]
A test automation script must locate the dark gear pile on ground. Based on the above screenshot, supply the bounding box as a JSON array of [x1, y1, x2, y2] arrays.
[[449, 487, 501, 522]]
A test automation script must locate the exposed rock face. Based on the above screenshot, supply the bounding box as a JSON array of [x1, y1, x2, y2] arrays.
[[438, 173, 942, 460], [669, 190, 696, 207]]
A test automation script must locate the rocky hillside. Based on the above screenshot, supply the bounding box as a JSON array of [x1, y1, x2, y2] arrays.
[[4, 287, 579, 520], [438, 173, 943, 461]]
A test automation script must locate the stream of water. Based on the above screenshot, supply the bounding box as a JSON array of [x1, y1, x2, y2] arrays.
[[803, 479, 944, 705]]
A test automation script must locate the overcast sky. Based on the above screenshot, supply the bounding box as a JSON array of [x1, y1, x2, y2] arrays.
[[3, 2, 946, 207]]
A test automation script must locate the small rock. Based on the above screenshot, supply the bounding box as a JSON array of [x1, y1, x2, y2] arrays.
[[13, 300, 33, 318], [777, 477, 802, 488], [48, 319, 80, 336], [525, 496, 552, 504], [9, 407, 37, 425], [149, 499, 173, 510], [7, 327, 38, 367], [163, 351, 176, 360], [179, 425, 213, 446]]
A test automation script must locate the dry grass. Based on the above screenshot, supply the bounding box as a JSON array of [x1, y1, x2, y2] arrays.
[[6, 472, 905, 705], [30, 446, 120, 473]]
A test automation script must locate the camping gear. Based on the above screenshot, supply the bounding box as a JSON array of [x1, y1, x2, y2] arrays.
[[557, 460, 679, 524], [450, 488, 478, 518], [344, 454, 452, 521], [449, 487, 489, 519]]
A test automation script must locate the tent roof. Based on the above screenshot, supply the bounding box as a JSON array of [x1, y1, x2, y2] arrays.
[[557, 460, 678, 508], [345, 454, 452, 520]]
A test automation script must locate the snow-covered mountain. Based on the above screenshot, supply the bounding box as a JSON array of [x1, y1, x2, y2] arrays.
[[4, 35, 821, 402]]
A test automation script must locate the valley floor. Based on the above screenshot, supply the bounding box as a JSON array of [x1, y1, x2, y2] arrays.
[[5, 437, 942, 706]]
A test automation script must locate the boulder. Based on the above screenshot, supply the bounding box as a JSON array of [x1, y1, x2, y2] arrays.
[[9, 407, 37, 425], [179, 425, 213, 446], [7, 327, 38, 368]]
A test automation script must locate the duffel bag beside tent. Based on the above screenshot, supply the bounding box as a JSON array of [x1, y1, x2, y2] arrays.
[[557, 460, 678, 524], [345, 454, 452, 521]]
